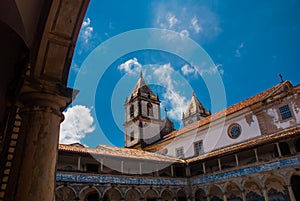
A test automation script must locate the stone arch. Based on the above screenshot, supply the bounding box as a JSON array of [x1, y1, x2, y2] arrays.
[[243, 179, 264, 201], [195, 188, 206, 201], [79, 186, 101, 201], [0, 1, 90, 201], [176, 189, 187, 201], [144, 188, 159, 201], [291, 174, 300, 201], [103, 188, 122, 201], [225, 182, 242, 201], [161, 189, 173, 201], [208, 185, 223, 201], [124, 188, 141, 201], [55, 185, 76, 201], [265, 175, 289, 201]]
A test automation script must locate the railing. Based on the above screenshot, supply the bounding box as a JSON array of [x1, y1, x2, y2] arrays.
[[192, 154, 300, 184], [56, 171, 188, 186]]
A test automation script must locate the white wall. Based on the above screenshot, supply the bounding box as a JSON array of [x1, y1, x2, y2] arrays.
[[162, 109, 262, 158]]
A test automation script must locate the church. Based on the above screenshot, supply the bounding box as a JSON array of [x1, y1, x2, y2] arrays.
[[55, 73, 300, 201], [0, 1, 300, 201]]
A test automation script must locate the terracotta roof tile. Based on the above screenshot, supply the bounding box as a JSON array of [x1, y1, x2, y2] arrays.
[[58, 144, 184, 163]]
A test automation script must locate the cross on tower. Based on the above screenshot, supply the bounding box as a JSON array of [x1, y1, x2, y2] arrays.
[[279, 73, 284, 83]]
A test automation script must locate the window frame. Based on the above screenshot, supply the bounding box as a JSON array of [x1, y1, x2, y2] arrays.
[[228, 123, 242, 139], [176, 146, 184, 158], [194, 140, 203, 156], [130, 131, 135, 141], [278, 104, 293, 121]]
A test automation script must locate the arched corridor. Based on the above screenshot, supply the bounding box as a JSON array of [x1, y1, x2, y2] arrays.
[[125, 189, 140, 201], [177, 190, 187, 201], [195, 188, 206, 201], [103, 188, 122, 201], [55, 186, 76, 201], [244, 180, 264, 201], [144, 189, 159, 201], [209, 185, 223, 201], [161, 189, 173, 201], [80, 187, 100, 201], [291, 175, 300, 201], [226, 182, 242, 201], [265, 176, 288, 201]]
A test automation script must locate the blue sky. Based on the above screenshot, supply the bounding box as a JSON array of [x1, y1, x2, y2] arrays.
[[59, 0, 300, 147]]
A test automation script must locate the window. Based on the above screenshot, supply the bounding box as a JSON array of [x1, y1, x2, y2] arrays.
[[130, 131, 135, 141], [194, 141, 203, 156], [228, 123, 242, 139], [176, 147, 184, 158], [130, 104, 134, 117], [147, 102, 153, 116], [279, 104, 292, 120]]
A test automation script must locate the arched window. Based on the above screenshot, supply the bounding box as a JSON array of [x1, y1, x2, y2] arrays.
[[147, 102, 153, 116], [130, 104, 134, 117]]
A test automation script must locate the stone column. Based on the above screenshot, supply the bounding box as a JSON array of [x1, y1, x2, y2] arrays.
[[242, 190, 246, 201], [276, 143, 282, 157], [223, 193, 227, 201], [77, 156, 81, 170], [202, 162, 206, 174], [235, 154, 239, 166], [262, 188, 269, 201], [287, 185, 296, 201], [218, 159, 222, 171], [254, 148, 259, 162], [14, 90, 72, 201]]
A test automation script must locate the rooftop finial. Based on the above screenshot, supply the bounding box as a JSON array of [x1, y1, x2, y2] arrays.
[[140, 70, 143, 78], [192, 91, 195, 97], [279, 73, 284, 83]]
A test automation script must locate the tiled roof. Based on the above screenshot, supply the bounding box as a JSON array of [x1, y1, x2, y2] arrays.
[[59, 126, 299, 165], [145, 81, 291, 151], [59, 144, 184, 163], [187, 126, 300, 163]]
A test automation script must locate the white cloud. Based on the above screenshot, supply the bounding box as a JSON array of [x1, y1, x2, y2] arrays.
[[181, 64, 196, 76], [181, 63, 224, 77], [235, 42, 245, 57], [152, 2, 221, 42], [152, 64, 188, 121], [191, 16, 202, 33], [118, 58, 142, 75], [79, 18, 94, 44], [180, 29, 190, 38], [198, 64, 224, 76], [167, 13, 178, 28], [59, 105, 95, 144]]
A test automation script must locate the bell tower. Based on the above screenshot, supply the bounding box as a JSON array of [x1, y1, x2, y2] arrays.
[[182, 92, 211, 126], [124, 72, 162, 148]]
